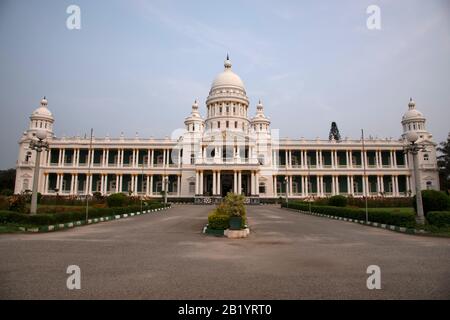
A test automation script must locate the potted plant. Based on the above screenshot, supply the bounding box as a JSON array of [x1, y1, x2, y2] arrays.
[[225, 193, 246, 230]]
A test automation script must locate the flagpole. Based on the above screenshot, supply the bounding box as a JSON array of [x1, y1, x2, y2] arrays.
[[86, 128, 93, 223]]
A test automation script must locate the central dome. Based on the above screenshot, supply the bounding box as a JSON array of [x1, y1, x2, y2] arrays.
[[211, 56, 245, 90]]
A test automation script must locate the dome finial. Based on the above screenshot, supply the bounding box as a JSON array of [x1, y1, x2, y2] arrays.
[[224, 54, 232, 69], [408, 97, 415, 110]]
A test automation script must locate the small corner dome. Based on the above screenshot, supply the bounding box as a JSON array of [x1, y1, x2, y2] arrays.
[[32, 97, 53, 118], [402, 98, 424, 121]]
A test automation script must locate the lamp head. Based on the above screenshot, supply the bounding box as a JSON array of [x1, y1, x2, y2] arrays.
[[35, 130, 47, 141], [406, 131, 419, 143]]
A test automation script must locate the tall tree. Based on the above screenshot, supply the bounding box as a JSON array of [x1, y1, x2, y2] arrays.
[[437, 132, 450, 192], [328, 122, 341, 141], [0, 168, 16, 192]]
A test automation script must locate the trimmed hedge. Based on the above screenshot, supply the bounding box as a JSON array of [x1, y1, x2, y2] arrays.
[[283, 201, 416, 228], [0, 202, 169, 226], [427, 211, 450, 227], [413, 190, 450, 216], [208, 214, 230, 230], [328, 195, 347, 207], [107, 193, 129, 207]]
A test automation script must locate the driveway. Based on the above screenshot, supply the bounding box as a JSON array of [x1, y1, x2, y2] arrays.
[[0, 204, 449, 299]]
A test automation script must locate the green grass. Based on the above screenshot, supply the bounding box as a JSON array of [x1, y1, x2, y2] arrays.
[[0, 224, 23, 233]]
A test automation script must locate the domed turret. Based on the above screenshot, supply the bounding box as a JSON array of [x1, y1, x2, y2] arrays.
[[184, 99, 204, 133], [401, 98, 430, 142], [28, 96, 54, 136], [251, 100, 270, 132]]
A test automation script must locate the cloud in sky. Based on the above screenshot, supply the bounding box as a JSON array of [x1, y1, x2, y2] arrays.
[[0, 0, 449, 168]]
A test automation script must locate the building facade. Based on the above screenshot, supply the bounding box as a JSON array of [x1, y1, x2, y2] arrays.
[[15, 57, 439, 201]]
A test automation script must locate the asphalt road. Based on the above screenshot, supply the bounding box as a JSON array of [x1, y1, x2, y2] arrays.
[[0, 204, 449, 299]]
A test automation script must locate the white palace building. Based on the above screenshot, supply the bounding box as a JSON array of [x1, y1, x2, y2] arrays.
[[14, 57, 439, 202]]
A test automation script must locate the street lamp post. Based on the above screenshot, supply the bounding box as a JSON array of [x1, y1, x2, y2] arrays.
[[29, 130, 49, 215], [404, 131, 426, 225], [284, 176, 289, 207], [164, 176, 168, 205]]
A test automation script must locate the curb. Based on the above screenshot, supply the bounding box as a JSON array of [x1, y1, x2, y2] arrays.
[[18, 205, 172, 233], [281, 207, 428, 236]]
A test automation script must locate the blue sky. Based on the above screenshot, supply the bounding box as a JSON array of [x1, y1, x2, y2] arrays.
[[0, 0, 449, 169]]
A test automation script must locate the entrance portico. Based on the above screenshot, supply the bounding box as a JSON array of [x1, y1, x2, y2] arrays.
[[195, 168, 260, 197]]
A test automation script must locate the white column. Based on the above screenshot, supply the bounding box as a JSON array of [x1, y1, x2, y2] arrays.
[[375, 151, 379, 168], [88, 174, 93, 195], [212, 171, 217, 195], [394, 175, 399, 196], [74, 174, 78, 195], [289, 175, 293, 196], [217, 171, 221, 196], [146, 175, 150, 196], [150, 175, 153, 196], [177, 175, 181, 196], [100, 175, 104, 195], [393, 151, 398, 167], [150, 149, 154, 167], [105, 149, 109, 167], [134, 175, 139, 195], [273, 175, 277, 196], [195, 171, 199, 195], [115, 175, 119, 193], [200, 171, 204, 195], [406, 175, 410, 194], [336, 176, 340, 195], [255, 172, 259, 196], [234, 171, 238, 194], [163, 149, 166, 168], [119, 175, 123, 193], [104, 175, 108, 195], [288, 150, 292, 168], [350, 176, 354, 195], [238, 171, 242, 195], [315, 176, 320, 196]]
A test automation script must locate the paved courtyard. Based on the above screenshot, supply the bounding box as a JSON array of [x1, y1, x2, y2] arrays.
[[0, 204, 449, 299]]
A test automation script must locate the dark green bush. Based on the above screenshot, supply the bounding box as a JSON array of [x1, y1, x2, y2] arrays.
[[8, 195, 27, 213], [413, 190, 450, 216], [106, 193, 129, 207], [208, 213, 230, 230], [328, 195, 347, 207], [0, 202, 169, 226], [426, 211, 450, 227], [283, 201, 416, 228], [1, 189, 13, 196]]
